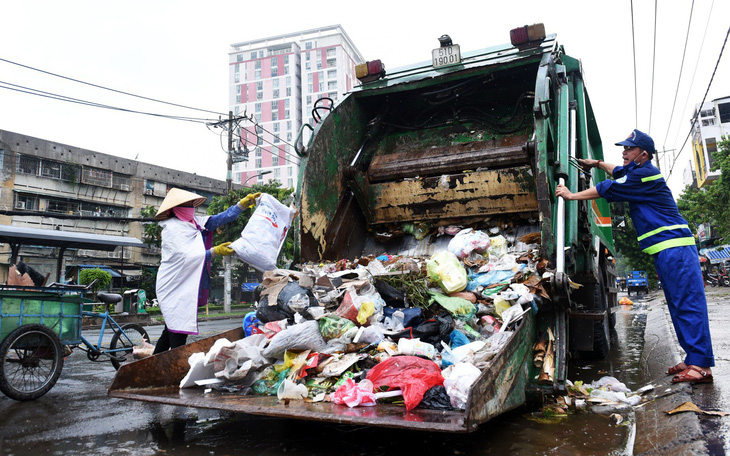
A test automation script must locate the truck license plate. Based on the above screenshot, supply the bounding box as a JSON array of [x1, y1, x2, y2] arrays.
[[432, 44, 461, 68]]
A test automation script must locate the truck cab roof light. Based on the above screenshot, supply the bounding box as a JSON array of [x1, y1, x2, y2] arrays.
[[356, 60, 386, 83], [510, 23, 546, 47]]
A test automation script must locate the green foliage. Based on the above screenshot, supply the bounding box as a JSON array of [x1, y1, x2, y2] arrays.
[[139, 268, 158, 300], [79, 268, 112, 291], [677, 135, 730, 244], [611, 209, 657, 287], [140, 206, 162, 248]]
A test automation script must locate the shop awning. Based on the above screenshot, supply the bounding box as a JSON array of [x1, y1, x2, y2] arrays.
[[699, 245, 730, 264]]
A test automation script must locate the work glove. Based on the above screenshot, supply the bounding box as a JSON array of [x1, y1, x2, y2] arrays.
[[239, 192, 261, 209], [212, 242, 234, 257]]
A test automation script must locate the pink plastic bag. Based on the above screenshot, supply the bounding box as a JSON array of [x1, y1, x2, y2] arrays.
[[366, 355, 444, 411], [330, 378, 377, 408]]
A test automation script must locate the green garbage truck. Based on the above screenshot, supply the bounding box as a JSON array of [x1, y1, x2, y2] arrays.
[[110, 24, 617, 432]]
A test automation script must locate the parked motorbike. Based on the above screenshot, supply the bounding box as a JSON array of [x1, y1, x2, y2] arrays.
[[705, 271, 730, 287]]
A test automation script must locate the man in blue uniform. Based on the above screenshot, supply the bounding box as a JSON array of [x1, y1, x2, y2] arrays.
[[555, 129, 714, 383]]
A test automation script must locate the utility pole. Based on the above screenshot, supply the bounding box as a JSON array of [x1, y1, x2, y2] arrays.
[[224, 110, 233, 313]]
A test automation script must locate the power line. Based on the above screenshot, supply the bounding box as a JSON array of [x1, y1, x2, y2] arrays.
[[667, 24, 730, 180], [630, 0, 639, 127], [648, 0, 658, 133], [0, 56, 226, 116], [670, 0, 715, 152], [661, 0, 695, 150], [0, 81, 216, 124]]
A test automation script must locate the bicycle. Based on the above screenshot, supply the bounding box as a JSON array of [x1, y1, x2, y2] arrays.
[[0, 283, 151, 401], [73, 291, 151, 370]]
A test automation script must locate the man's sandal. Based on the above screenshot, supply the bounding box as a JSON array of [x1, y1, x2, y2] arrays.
[[667, 362, 687, 375], [671, 366, 713, 384]]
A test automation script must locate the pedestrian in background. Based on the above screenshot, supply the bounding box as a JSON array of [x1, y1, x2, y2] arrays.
[[152, 188, 260, 354], [555, 129, 714, 383]]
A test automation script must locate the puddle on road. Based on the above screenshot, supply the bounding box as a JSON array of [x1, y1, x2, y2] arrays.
[[1, 300, 654, 456]]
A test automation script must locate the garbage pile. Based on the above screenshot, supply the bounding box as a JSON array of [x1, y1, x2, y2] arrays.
[[181, 226, 557, 412]]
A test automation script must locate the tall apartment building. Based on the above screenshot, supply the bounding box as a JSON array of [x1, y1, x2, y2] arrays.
[[0, 129, 230, 286], [228, 25, 364, 189], [689, 96, 730, 188]]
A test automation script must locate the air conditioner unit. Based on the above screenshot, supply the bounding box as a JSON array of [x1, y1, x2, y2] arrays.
[[119, 184, 130, 191], [15, 201, 25, 209]]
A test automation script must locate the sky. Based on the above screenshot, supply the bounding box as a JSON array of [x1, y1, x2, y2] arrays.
[[1, 0, 728, 198]]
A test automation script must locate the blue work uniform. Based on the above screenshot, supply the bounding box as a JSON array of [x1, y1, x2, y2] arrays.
[[596, 161, 714, 367]]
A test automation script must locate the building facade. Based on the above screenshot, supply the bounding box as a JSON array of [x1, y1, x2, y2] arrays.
[[228, 25, 364, 189], [0, 129, 230, 286], [690, 96, 730, 188]]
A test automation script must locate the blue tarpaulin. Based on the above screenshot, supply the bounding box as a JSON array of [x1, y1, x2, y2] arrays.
[[241, 283, 260, 292]]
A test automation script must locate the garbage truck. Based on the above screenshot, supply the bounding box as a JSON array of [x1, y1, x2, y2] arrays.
[[109, 24, 617, 432]]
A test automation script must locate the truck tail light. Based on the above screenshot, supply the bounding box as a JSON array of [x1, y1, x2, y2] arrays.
[[510, 23, 546, 46], [355, 60, 385, 83]]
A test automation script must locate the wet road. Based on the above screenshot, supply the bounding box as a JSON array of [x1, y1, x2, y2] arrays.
[[0, 291, 727, 455]]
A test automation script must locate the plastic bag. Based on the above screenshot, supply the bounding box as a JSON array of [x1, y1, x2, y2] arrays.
[[427, 251, 467, 293], [428, 292, 477, 320], [382, 307, 423, 329], [374, 279, 406, 307], [319, 316, 357, 341], [442, 362, 482, 410], [488, 234, 508, 258], [447, 228, 490, 259], [256, 282, 318, 323], [366, 355, 444, 411], [330, 378, 377, 407], [230, 193, 297, 272], [243, 311, 263, 337], [418, 385, 455, 411], [262, 320, 327, 359]]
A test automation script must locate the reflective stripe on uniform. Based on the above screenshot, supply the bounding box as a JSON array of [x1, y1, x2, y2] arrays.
[[637, 224, 690, 241], [643, 236, 696, 255], [641, 173, 664, 182]]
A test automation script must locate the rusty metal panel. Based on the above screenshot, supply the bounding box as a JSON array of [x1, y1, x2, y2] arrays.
[[370, 167, 538, 224], [368, 136, 529, 182]]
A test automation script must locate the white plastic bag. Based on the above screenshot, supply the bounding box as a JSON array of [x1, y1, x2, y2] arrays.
[[230, 193, 297, 272], [447, 228, 490, 259]]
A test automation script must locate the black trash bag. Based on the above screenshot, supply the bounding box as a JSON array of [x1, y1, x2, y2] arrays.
[[374, 279, 406, 307], [382, 307, 424, 328], [256, 282, 318, 323], [418, 385, 455, 411], [389, 312, 453, 346]]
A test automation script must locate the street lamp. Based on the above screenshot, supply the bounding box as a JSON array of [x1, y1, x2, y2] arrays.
[[243, 170, 272, 187]]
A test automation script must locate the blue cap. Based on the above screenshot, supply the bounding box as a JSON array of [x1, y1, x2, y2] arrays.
[[615, 129, 655, 157]]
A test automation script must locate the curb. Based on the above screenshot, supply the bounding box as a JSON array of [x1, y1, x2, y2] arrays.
[[633, 294, 707, 455]]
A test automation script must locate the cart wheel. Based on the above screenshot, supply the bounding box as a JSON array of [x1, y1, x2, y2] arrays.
[[0, 324, 64, 401], [109, 324, 150, 370]]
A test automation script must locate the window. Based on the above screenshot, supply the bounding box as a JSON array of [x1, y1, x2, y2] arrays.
[[306, 95, 312, 105], [707, 137, 718, 169], [273, 122, 280, 132], [81, 167, 112, 187], [286, 87, 291, 97], [327, 58, 336, 67], [15, 194, 37, 210], [271, 57, 277, 67], [305, 61, 311, 71], [274, 168, 281, 180], [255, 103, 261, 113], [258, 50, 264, 58], [255, 69, 261, 79], [288, 177, 293, 188], [284, 55, 289, 64], [308, 84, 313, 93], [287, 121, 292, 131], [287, 132, 292, 142], [272, 66, 278, 77], [319, 82, 324, 92], [307, 73, 313, 83], [251, 52, 257, 59], [288, 166, 293, 176], [327, 48, 336, 57], [41, 160, 61, 179], [272, 151, 279, 166], [255, 60, 261, 69], [328, 69, 337, 79], [306, 42, 313, 50], [719, 103, 730, 123], [286, 76, 291, 87], [273, 89, 279, 99], [237, 54, 243, 62], [17, 155, 39, 175], [317, 59, 322, 70], [328, 81, 337, 90], [306, 52, 310, 61]]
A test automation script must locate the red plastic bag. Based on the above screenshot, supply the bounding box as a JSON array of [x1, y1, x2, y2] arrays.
[[366, 355, 444, 411], [335, 289, 359, 323]]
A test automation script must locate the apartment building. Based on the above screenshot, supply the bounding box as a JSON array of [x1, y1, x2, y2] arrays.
[[690, 96, 730, 188], [0, 129, 230, 285], [228, 25, 364, 189]]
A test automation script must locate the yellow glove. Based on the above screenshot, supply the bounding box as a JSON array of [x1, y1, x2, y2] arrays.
[[239, 192, 261, 209], [212, 242, 234, 257]]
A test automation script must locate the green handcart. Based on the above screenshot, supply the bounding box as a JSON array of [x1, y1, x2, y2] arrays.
[[0, 285, 85, 401]]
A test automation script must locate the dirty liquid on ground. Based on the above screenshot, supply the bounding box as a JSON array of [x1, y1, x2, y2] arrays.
[[0, 299, 653, 456]]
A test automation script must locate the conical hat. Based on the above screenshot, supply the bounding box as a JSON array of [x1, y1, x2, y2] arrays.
[[155, 188, 207, 220]]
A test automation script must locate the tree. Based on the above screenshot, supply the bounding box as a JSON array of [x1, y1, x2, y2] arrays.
[[79, 268, 112, 291], [611, 207, 657, 287], [140, 206, 162, 248]]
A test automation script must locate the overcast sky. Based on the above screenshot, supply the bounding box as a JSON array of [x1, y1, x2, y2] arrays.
[[1, 0, 728, 197]]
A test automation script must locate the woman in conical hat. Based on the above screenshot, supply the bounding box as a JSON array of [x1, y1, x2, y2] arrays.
[[153, 188, 260, 353]]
